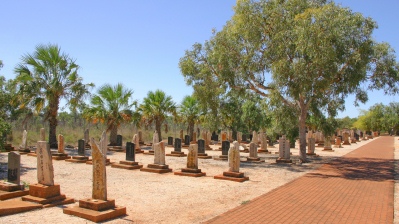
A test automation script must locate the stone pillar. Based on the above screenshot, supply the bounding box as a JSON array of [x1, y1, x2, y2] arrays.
[[84, 129, 90, 146], [252, 131, 258, 145], [138, 131, 144, 144], [8, 152, 21, 185], [91, 131, 107, 200], [58, 134, 65, 154], [221, 132, 227, 142], [323, 136, 333, 151], [276, 135, 291, 163], [342, 132, 351, 145], [306, 138, 316, 155], [228, 142, 241, 172], [249, 142, 258, 158], [36, 141, 54, 186], [237, 132, 242, 143], [187, 144, 198, 169], [20, 130, 28, 150], [179, 129, 184, 140], [154, 142, 166, 165]]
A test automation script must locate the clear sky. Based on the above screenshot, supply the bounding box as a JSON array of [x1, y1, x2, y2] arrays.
[[1, 1, 398, 118]]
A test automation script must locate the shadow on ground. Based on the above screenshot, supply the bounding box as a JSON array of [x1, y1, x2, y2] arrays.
[[307, 157, 395, 182]]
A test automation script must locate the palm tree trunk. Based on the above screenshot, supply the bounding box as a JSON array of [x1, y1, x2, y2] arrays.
[[48, 116, 58, 148], [109, 125, 118, 146], [189, 121, 194, 141], [156, 119, 162, 142]]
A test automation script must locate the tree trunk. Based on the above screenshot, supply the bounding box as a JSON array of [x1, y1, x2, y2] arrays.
[[188, 121, 194, 141], [109, 125, 118, 146], [48, 116, 58, 148], [298, 102, 308, 163], [156, 119, 162, 142]]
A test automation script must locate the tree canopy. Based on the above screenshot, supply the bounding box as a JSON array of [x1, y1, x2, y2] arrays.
[[180, 0, 399, 162], [13, 44, 93, 147]]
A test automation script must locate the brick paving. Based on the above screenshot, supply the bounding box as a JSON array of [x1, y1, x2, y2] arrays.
[[205, 136, 395, 224]]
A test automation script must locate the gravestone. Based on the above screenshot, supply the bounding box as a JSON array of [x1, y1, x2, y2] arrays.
[[246, 142, 264, 162], [19, 130, 30, 153], [342, 132, 351, 145], [64, 131, 126, 222], [166, 138, 186, 157], [237, 132, 242, 143], [22, 141, 74, 206], [174, 144, 206, 177], [138, 130, 144, 145], [78, 140, 85, 156], [214, 141, 249, 182], [323, 136, 334, 151], [140, 142, 172, 173], [0, 152, 29, 201], [333, 136, 342, 148], [258, 132, 269, 153], [206, 131, 212, 150], [40, 128, 45, 141], [228, 131, 233, 142], [214, 141, 229, 160], [7, 152, 21, 185], [197, 139, 211, 159], [252, 131, 258, 145], [276, 136, 292, 163], [221, 132, 227, 142], [133, 134, 143, 153], [167, 137, 173, 146], [52, 134, 69, 160], [179, 129, 184, 140], [184, 135, 190, 146], [65, 139, 89, 163], [116, 135, 123, 147], [306, 138, 317, 156], [111, 142, 143, 170], [242, 134, 247, 142], [84, 129, 91, 149]]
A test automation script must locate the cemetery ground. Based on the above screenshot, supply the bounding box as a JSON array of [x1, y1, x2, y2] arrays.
[[0, 137, 396, 223]]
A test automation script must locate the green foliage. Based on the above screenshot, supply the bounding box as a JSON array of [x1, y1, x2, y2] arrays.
[[13, 44, 93, 147], [353, 102, 399, 133], [0, 117, 11, 150], [178, 95, 201, 138], [179, 0, 399, 162], [139, 89, 176, 140], [83, 83, 137, 145]]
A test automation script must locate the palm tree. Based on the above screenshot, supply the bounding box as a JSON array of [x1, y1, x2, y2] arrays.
[[13, 44, 93, 148], [179, 95, 201, 140], [140, 89, 176, 141], [83, 83, 138, 145]]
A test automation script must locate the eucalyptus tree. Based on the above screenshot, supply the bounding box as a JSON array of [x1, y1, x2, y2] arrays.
[[13, 44, 93, 148], [180, 0, 399, 162], [178, 95, 201, 140], [139, 89, 176, 141], [83, 83, 137, 145]]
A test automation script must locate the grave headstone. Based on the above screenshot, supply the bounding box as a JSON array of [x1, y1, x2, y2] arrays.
[[84, 129, 90, 145], [242, 134, 247, 142], [214, 141, 248, 182], [174, 138, 182, 152], [78, 139, 85, 156], [306, 137, 316, 155], [252, 131, 258, 144], [126, 142, 135, 161], [237, 132, 242, 143], [258, 132, 269, 153], [276, 135, 292, 163], [167, 137, 173, 146], [8, 152, 21, 185], [323, 136, 333, 151], [20, 130, 28, 150], [179, 129, 184, 140], [184, 135, 190, 146], [36, 141, 54, 186], [198, 139, 205, 154], [116, 135, 123, 147], [192, 132, 197, 143], [187, 144, 198, 169], [222, 141, 230, 156], [138, 131, 144, 144], [342, 132, 351, 145], [221, 132, 227, 141], [154, 142, 165, 165], [58, 134, 65, 154], [92, 132, 107, 200]]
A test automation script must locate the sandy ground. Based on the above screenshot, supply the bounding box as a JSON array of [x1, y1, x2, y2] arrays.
[[0, 138, 380, 224]]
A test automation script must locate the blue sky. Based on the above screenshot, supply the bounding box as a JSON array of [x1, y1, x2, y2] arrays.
[[1, 1, 398, 118]]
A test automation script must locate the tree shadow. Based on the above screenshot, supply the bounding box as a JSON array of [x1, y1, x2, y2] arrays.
[[306, 157, 395, 182]]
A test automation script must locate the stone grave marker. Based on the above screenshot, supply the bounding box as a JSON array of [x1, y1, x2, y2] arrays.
[[19, 130, 30, 153], [64, 131, 126, 222], [166, 138, 186, 157], [167, 137, 173, 146], [323, 136, 334, 151], [52, 134, 69, 160], [276, 135, 292, 163], [133, 134, 143, 153], [22, 141, 74, 207], [65, 139, 89, 163], [174, 144, 206, 177], [78, 139, 85, 156], [306, 138, 317, 156], [179, 129, 184, 140], [214, 141, 249, 182], [116, 135, 123, 147], [197, 139, 211, 159], [140, 142, 172, 173], [184, 135, 190, 146], [111, 142, 143, 170]]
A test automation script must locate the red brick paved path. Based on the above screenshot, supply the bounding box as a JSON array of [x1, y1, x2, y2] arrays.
[[205, 136, 395, 224]]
